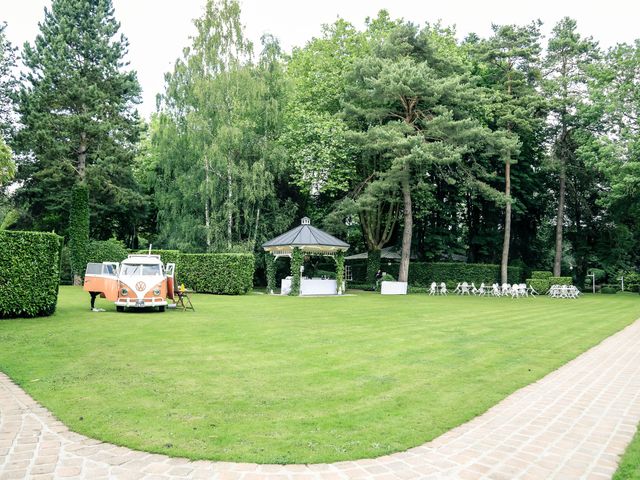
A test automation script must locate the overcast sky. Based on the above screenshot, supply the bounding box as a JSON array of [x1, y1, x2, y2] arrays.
[[3, 0, 640, 118]]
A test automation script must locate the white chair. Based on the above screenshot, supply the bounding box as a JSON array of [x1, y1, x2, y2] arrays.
[[439, 282, 448, 295], [471, 283, 478, 295], [528, 284, 538, 296], [501, 283, 511, 296], [478, 283, 486, 296], [461, 282, 470, 295], [429, 282, 438, 295], [492, 283, 501, 296], [453, 282, 461, 295], [519, 283, 528, 297]]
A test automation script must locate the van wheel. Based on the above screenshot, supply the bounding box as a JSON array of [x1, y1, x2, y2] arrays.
[[116, 306, 124, 312], [158, 306, 165, 312]]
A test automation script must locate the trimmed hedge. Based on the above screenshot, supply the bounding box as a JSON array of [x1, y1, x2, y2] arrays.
[[347, 261, 522, 286], [531, 271, 553, 279], [550, 276, 572, 286], [0, 231, 63, 318], [526, 278, 550, 294], [179, 253, 254, 295], [88, 239, 128, 264]]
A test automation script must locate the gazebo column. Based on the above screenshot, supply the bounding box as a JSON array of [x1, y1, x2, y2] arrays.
[[289, 247, 303, 296], [335, 250, 345, 295], [265, 253, 276, 295]]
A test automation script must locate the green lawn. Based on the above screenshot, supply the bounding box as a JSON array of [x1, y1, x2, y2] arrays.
[[0, 287, 638, 464], [615, 426, 640, 479]]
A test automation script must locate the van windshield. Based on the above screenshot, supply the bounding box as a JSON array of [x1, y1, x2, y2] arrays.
[[121, 264, 161, 276]]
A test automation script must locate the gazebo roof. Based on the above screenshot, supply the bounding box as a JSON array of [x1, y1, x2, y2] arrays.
[[262, 217, 349, 253]]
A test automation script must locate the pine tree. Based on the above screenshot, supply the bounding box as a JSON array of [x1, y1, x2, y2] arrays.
[[0, 22, 18, 141], [15, 0, 143, 255], [543, 18, 598, 276]]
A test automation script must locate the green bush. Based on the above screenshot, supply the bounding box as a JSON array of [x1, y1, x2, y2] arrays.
[[381, 272, 396, 282], [549, 276, 573, 286], [0, 231, 63, 318], [526, 278, 550, 294], [601, 286, 618, 294], [347, 282, 375, 291], [531, 271, 553, 279], [290, 247, 303, 296], [347, 261, 522, 286], [408, 286, 428, 294], [88, 239, 128, 264], [180, 253, 254, 295]]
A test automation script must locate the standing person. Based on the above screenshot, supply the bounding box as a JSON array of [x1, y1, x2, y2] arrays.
[[375, 269, 383, 291], [89, 292, 105, 312]]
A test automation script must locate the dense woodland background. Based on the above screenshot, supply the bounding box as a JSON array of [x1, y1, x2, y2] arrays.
[[0, 0, 639, 287]]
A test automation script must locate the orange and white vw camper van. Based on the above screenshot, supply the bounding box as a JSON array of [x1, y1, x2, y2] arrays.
[[83, 254, 175, 312]]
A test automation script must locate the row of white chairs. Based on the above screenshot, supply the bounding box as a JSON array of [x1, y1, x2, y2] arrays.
[[547, 284, 581, 299], [430, 282, 539, 298]]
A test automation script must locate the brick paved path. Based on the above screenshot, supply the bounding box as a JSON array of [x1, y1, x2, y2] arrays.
[[2, 320, 640, 480]]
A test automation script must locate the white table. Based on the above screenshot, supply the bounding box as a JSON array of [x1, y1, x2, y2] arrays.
[[381, 281, 408, 295], [280, 278, 338, 295]]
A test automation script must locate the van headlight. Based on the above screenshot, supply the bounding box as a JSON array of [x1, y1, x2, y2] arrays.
[[121, 288, 128, 296], [153, 288, 160, 296]]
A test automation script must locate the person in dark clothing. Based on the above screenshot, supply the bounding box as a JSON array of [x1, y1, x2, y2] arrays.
[[375, 269, 383, 290], [90, 292, 101, 311]]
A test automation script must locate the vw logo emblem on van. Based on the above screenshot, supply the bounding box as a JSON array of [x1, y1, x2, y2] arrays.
[[135, 281, 146, 292]]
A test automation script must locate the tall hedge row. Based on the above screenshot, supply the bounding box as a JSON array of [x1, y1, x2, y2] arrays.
[[179, 253, 254, 294], [0, 231, 63, 318], [347, 260, 522, 286]]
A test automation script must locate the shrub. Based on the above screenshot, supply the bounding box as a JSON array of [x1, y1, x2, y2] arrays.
[[408, 286, 428, 294], [289, 247, 303, 296], [88, 239, 128, 264], [366, 249, 382, 285], [601, 286, 618, 294], [531, 271, 553, 279], [68, 183, 89, 283], [0, 231, 63, 318], [346, 261, 522, 286], [549, 276, 573, 286], [347, 282, 374, 291], [179, 253, 254, 295], [381, 272, 396, 282], [526, 278, 550, 294]]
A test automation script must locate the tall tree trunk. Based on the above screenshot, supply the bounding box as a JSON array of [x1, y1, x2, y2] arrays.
[[73, 132, 89, 286], [253, 207, 261, 246], [204, 155, 211, 250], [227, 159, 233, 250], [500, 158, 511, 284], [398, 172, 412, 283], [78, 132, 87, 181], [553, 166, 566, 276]]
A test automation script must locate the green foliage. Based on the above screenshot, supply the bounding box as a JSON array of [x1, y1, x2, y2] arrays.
[[335, 250, 345, 294], [527, 278, 550, 294], [0, 22, 18, 140], [68, 183, 89, 281], [87, 239, 128, 264], [531, 271, 553, 279], [179, 253, 254, 295], [154, 1, 294, 252], [0, 137, 14, 186], [14, 0, 143, 241], [0, 230, 62, 317], [265, 253, 276, 294], [289, 247, 302, 296], [600, 286, 618, 294], [381, 273, 396, 282], [366, 250, 382, 286], [549, 276, 573, 285]]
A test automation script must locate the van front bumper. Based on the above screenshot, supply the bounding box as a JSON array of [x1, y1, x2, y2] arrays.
[[115, 298, 168, 308]]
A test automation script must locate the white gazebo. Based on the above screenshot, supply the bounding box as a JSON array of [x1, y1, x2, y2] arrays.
[[262, 217, 350, 296]]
